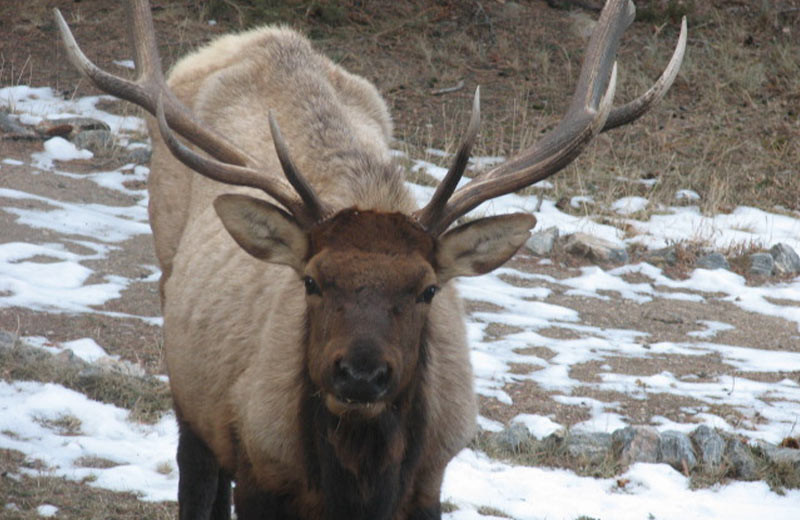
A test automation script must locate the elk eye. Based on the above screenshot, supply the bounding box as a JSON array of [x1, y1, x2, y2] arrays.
[[417, 285, 439, 304], [303, 276, 321, 296]]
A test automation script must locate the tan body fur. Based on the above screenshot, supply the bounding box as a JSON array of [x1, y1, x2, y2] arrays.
[[149, 27, 477, 517]]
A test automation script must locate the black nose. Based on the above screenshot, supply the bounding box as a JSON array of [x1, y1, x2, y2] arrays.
[[333, 355, 391, 404]]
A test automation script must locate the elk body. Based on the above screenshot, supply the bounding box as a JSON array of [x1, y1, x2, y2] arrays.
[[55, 1, 685, 519]]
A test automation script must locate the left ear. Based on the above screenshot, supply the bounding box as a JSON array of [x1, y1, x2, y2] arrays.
[[435, 213, 536, 283]]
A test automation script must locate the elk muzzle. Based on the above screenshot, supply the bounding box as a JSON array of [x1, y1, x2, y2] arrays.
[[324, 338, 394, 417]]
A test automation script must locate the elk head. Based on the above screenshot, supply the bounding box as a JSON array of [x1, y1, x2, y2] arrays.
[[214, 194, 533, 417], [53, 0, 686, 418]]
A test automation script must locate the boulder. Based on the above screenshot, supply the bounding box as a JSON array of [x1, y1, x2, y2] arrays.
[[612, 425, 660, 465], [696, 252, 729, 270], [565, 232, 628, 264], [690, 425, 725, 468], [658, 430, 697, 471], [748, 252, 774, 276], [526, 227, 559, 256], [770, 243, 800, 275]]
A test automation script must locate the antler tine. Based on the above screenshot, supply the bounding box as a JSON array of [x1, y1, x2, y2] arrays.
[[154, 96, 319, 227], [421, 0, 686, 235], [53, 3, 249, 166], [268, 113, 330, 223], [413, 87, 481, 230], [603, 16, 687, 131]]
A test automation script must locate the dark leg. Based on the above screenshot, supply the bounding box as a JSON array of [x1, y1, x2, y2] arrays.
[[210, 470, 232, 520], [177, 422, 230, 520], [233, 475, 297, 520], [408, 504, 441, 520]]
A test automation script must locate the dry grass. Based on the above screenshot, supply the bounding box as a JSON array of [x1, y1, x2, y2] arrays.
[[471, 429, 624, 479], [1, 449, 176, 519], [0, 334, 172, 424]]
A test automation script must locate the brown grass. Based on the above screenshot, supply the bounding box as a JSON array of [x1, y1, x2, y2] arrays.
[[1, 449, 176, 519], [0, 334, 172, 424]]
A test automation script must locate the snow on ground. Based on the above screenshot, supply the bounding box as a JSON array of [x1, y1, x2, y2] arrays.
[[2, 88, 800, 518]]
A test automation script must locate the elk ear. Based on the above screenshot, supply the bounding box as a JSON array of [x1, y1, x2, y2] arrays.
[[214, 194, 308, 273], [435, 213, 536, 283]]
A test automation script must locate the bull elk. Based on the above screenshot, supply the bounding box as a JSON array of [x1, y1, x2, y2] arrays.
[[54, 1, 685, 518]]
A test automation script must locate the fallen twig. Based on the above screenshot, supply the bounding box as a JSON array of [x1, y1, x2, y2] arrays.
[[431, 80, 465, 96]]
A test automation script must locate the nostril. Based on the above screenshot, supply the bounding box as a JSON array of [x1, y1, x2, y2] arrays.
[[369, 363, 390, 391], [332, 357, 391, 402], [334, 357, 353, 384]]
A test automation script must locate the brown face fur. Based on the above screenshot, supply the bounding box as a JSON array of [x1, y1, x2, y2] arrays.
[[214, 195, 535, 418], [304, 210, 438, 416]]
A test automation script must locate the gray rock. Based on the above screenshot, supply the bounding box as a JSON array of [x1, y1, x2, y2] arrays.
[[768, 447, 800, 471], [494, 422, 533, 453], [45, 116, 110, 133], [0, 329, 15, 349], [749, 252, 774, 276], [76, 365, 104, 386], [755, 440, 800, 472], [569, 10, 596, 40], [0, 110, 36, 137], [645, 246, 678, 267], [565, 232, 628, 264], [500, 1, 524, 20], [125, 147, 152, 165], [690, 425, 725, 468], [526, 227, 559, 256], [563, 432, 613, 462], [72, 129, 115, 154], [612, 425, 660, 465], [726, 438, 758, 480], [658, 430, 697, 471], [54, 348, 85, 369], [696, 252, 729, 270], [770, 243, 800, 275]]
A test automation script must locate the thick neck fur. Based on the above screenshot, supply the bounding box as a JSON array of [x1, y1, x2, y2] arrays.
[[300, 338, 429, 520]]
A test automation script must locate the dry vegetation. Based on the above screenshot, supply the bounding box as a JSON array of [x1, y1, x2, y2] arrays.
[[3, 0, 798, 225], [1, 0, 799, 516]]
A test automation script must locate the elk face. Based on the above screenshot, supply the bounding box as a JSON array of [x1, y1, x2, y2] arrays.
[[214, 195, 534, 417]]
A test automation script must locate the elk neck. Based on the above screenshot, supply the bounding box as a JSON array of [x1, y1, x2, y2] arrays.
[[299, 325, 430, 520]]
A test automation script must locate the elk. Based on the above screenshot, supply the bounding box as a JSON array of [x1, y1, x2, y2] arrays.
[[54, 1, 685, 518]]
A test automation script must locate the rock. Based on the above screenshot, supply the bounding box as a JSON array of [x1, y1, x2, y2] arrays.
[[0, 110, 36, 137], [726, 438, 758, 480], [0, 329, 15, 349], [690, 425, 725, 468], [569, 11, 596, 40], [659, 430, 697, 471], [563, 432, 612, 462], [76, 365, 104, 387], [696, 252, 729, 270], [500, 1, 524, 20], [612, 425, 660, 465], [526, 227, 559, 256], [564, 232, 628, 264], [748, 252, 774, 276], [767, 447, 800, 471], [38, 116, 109, 135], [755, 440, 800, 472], [72, 129, 115, 154], [125, 147, 152, 165], [645, 246, 678, 267], [54, 349, 85, 369], [494, 422, 533, 453], [770, 243, 800, 275]]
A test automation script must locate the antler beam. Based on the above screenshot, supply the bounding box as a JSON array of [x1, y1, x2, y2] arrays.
[[53, 0, 329, 226]]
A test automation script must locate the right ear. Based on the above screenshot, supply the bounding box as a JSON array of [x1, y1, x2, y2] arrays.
[[213, 194, 308, 273]]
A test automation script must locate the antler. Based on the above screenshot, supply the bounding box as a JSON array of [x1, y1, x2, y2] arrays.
[[53, 0, 329, 227], [415, 0, 687, 235]]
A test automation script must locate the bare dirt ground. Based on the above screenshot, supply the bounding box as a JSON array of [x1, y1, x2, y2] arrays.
[[2, 0, 799, 517]]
